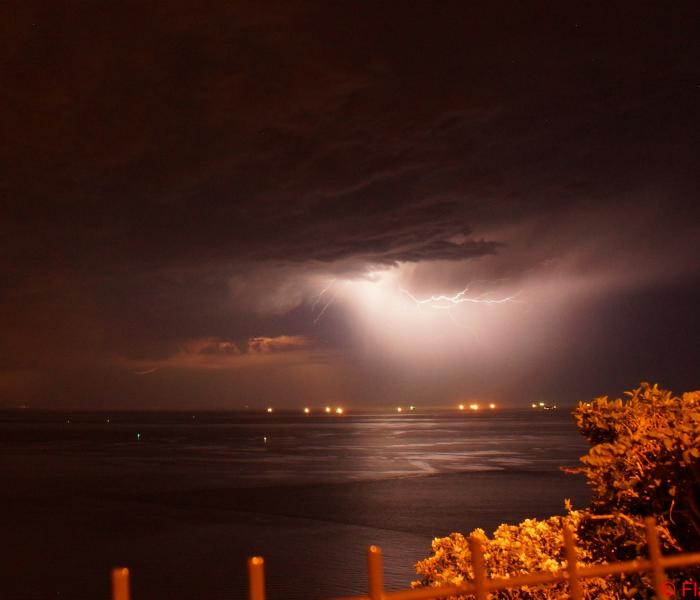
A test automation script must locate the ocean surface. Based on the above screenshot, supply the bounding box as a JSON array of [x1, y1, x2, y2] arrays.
[[0, 409, 591, 599]]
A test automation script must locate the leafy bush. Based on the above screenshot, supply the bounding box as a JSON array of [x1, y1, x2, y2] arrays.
[[413, 383, 700, 598], [414, 510, 617, 599], [574, 383, 700, 553]]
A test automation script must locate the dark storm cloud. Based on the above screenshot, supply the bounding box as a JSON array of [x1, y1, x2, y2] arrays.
[[4, 1, 697, 272], [1, 1, 698, 404]]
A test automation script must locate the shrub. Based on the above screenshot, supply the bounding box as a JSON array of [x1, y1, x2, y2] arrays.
[[414, 510, 616, 599], [413, 383, 700, 598], [573, 383, 700, 553]]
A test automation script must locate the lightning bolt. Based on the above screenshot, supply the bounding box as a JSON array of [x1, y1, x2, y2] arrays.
[[311, 275, 519, 328], [311, 280, 334, 311], [399, 286, 518, 309], [399, 284, 520, 345], [312, 279, 339, 323]]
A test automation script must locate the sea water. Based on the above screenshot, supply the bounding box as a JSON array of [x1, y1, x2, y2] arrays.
[[0, 410, 590, 599]]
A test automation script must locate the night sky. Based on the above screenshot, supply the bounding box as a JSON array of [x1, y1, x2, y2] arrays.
[[2, 2, 699, 409]]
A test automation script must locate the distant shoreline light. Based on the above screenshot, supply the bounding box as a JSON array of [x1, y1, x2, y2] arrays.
[[531, 402, 558, 411], [299, 406, 345, 414], [258, 404, 514, 415]]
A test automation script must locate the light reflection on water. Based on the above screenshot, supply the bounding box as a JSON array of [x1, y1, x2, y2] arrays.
[[0, 410, 591, 599], [0, 410, 587, 489]]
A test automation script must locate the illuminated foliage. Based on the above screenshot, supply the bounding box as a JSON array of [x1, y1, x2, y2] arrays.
[[574, 382, 700, 552], [414, 510, 615, 599], [414, 383, 700, 598]]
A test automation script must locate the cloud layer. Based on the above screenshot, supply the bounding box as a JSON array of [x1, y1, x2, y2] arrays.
[[1, 1, 698, 407]]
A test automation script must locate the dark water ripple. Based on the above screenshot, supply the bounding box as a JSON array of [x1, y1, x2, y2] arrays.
[[0, 410, 590, 599]]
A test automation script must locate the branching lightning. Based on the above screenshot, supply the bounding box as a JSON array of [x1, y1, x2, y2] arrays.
[[399, 286, 518, 310], [311, 273, 519, 331], [398, 284, 519, 344]]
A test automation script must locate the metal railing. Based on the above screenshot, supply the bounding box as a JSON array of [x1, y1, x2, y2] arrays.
[[109, 517, 700, 600]]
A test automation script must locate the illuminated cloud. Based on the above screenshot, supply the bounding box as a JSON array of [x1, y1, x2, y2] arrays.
[[133, 368, 158, 376], [247, 336, 309, 354], [181, 338, 242, 356], [119, 336, 313, 375]]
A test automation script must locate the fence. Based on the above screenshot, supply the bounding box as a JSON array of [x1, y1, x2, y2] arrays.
[[108, 517, 700, 600]]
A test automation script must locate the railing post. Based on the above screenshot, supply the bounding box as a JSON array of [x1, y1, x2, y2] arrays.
[[111, 567, 130, 600], [563, 523, 583, 600], [645, 517, 667, 599], [248, 556, 266, 600], [469, 535, 488, 600], [367, 545, 385, 600]]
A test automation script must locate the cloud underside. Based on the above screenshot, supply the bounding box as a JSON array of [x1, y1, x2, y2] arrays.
[[125, 336, 313, 372], [1, 2, 698, 405], [4, 3, 697, 277]]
